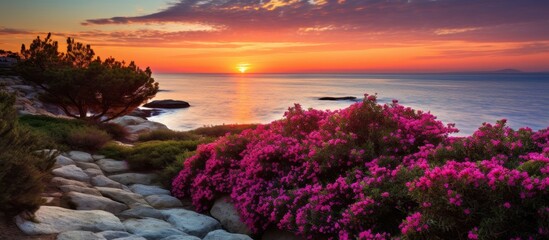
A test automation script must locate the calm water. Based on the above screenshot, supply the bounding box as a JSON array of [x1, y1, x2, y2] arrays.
[[147, 73, 549, 136]]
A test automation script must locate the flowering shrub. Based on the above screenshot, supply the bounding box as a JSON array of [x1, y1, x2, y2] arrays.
[[172, 94, 549, 239]]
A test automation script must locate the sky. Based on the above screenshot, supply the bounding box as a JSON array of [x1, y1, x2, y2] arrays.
[[1, 0, 549, 73]]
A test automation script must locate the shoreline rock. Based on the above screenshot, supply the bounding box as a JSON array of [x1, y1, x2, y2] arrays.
[[143, 100, 190, 109], [318, 96, 357, 101]]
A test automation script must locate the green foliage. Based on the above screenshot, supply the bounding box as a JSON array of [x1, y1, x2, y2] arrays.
[[17, 33, 159, 122], [125, 140, 202, 170], [66, 127, 111, 151], [96, 122, 129, 141], [138, 129, 200, 142], [189, 124, 258, 137], [98, 141, 131, 160], [158, 151, 195, 187], [19, 115, 115, 151], [0, 91, 55, 217]]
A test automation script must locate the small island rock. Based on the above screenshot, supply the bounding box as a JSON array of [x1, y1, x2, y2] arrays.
[[143, 100, 190, 109]]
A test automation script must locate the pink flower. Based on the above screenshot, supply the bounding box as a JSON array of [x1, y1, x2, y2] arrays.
[[504, 202, 511, 209]]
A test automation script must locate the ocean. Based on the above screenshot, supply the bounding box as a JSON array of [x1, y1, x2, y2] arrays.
[[147, 73, 549, 136]]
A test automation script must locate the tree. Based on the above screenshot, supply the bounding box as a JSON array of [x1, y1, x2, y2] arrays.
[[17, 33, 159, 122], [0, 90, 55, 218]]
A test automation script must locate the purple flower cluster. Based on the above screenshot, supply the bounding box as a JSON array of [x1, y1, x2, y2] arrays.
[[172, 94, 549, 239]]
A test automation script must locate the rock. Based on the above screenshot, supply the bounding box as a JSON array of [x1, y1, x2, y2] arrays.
[[15, 206, 125, 235], [318, 96, 357, 101], [109, 173, 158, 185], [67, 151, 94, 162], [52, 165, 90, 182], [119, 205, 165, 219], [124, 218, 187, 240], [262, 228, 304, 240], [96, 187, 148, 207], [97, 159, 130, 173], [143, 100, 190, 109], [92, 175, 129, 190], [98, 231, 133, 240], [66, 191, 128, 214], [42, 197, 55, 204], [93, 154, 106, 160], [210, 196, 252, 235], [203, 230, 253, 240], [129, 108, 164, 119], [76, 161, 101, 170], [57, 230, 106, 240], [130, 184, 170, 196], [113, 236, 147, 240], [161, 209, 221, 238], [159, 236, 201, 240], [59, 185, 102, 196], [145, 195, 183, 209], [85, 168, 105, 177], [52, 177, 90, 188], [110, 116, 168, 141], [36, 149, 60, 157], [54, 155, 75, 167]]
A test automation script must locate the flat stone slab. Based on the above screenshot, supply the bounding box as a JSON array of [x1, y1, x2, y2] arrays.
[[92, 175, 129, 190], [96, 187, 148, 207], [76, 161, 101, 170], [159, 235, 201, 240], [161, 209, 221, 238], [109, 173, 158, 185], [67, 151, 94, 162], [54, 155, 75, 167], [66, 191, 128, 214], [124, 218, 187, 240], [57, 230, 106, 240], [93, 154, 106, 160], [85, 168, 105, 177], [130, 184, 170, 196], [210, 196, 252, 235], [119, 206, 164, 219], [59, 185, 102, 196], [52, 165, 89, 182], [15, 206, 125, 235], [98, 231, 132, 240], [97, 159, 130, 173], [203, 230, 252, 240], [52, 177, 90, 188], [146, 195, 183, 209]]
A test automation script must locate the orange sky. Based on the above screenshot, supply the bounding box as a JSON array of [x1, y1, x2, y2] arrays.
[[1, 0, 549, 73]]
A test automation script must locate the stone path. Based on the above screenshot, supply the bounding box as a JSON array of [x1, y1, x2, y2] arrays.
[[16, 150, 252, 240]]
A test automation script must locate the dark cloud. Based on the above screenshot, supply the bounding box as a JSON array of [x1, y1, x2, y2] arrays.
[[83, 0, 549, 42], [0, 27, 32, 35]]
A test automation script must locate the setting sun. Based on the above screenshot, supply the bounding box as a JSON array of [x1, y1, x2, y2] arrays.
[[237, 63, 250, 73]]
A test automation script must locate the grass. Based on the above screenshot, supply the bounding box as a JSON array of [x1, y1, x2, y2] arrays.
[[189, 123, 259, 137]]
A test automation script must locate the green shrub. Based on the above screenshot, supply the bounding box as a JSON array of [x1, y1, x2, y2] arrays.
[[66, 128, 111, 151], [98, 141, 131, 159], [158, 151, 195, 188], [125, 140, 202, 171], [138, 129, 200, 142], [0, 91, 56, 218], [189, 124, 258, 137], [97, 122, 129, 141]]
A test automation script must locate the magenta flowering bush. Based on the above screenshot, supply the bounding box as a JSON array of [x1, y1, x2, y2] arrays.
[[172, 94, 549, 239]]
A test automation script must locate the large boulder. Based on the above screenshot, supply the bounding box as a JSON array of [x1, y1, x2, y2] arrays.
[[108, 173, 158, 185], [15, 206, 125, 235], [210, 196, 252, 235], [65, 191, 128, 214], [110, 116, 168, 139], [124, 218, 187, 240], [145, 195, 183, 209], [129, 184, 170, 196], [52, 165, 89, 182], [143, 100, 190, 109], [97, 159, 129, 173], [203, 230, 253, 240], [161, 209, 221, 238], [67, 151, 94, 162], [57, 230, 106, 240], [96, 187, 148, 207]]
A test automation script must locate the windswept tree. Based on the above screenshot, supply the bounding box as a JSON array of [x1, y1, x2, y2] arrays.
[[17, 33, 159, 122]]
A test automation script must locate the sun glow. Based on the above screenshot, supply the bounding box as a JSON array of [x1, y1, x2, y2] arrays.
[[237, 63, 250, 73]]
